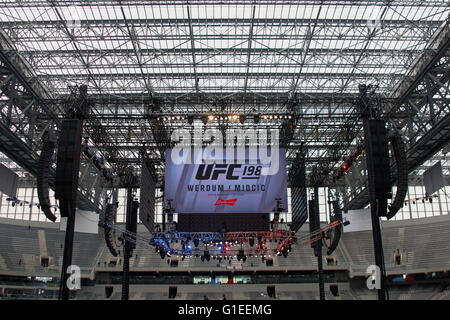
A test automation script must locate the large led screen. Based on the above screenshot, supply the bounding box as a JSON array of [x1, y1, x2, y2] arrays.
[[165, 148, 287, 214]]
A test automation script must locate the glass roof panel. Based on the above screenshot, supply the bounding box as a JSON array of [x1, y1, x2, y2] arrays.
[[0, 0, 447, 98]]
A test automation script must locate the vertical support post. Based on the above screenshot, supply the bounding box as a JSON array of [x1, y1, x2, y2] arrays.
[[317, 241, 325, 300], [59, 201, 75, 300], [309, 186, 325, 300], [369, 200, 387, 300], [112, 188, 118, 223], [314, 187, 325, 300], [121, 187, 133, 300]]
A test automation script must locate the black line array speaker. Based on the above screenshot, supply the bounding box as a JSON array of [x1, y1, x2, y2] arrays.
[[37, 131, 57, 222], [105, 286, 114, 299], [289, 154, 308, 232], [139, 159, 156, 232], [267, 286, 276, 298], [55, 119, 83, 217], [169, 286, 177, 299], [170, 259, 179, 267], [330, 285, 339, 297], [128, 200, 139, 250], [308, 199, 320, 249], [363, 119, 391, 216], [104, 203, 118, 257], [387, 133, 408, 219], [326, 200, 343, 255]]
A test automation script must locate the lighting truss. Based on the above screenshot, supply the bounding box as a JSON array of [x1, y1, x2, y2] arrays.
[[102, 219, 343, 257]]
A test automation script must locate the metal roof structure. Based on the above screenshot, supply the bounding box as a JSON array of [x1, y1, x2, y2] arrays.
[[0, 0, 449, 211]]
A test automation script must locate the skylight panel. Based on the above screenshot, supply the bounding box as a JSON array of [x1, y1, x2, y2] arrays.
[[0, 1, 446, 100]]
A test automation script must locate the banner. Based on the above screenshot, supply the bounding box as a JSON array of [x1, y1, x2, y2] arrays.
[[343, 209, 375, 232], [60, 209, 99, 234], [165, 148, 287, 214]]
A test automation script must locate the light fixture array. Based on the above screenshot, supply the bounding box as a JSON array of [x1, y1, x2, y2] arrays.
[[154, 114, 294, 123], [262, 115, 292, 120]]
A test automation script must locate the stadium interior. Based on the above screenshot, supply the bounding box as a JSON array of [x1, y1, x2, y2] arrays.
[[0, 1, 449, 301]]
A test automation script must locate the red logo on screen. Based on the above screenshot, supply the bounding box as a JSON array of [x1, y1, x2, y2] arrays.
[[215, 198, 237, 206]]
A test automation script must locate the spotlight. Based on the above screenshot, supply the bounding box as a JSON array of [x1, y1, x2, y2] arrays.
[[208, 114, 215, 121], [204, 250, 210, 262], [193, 238, 199, 247], [232, 114, 239, 121], [341, 161, 350, 172], [237, 249, 245, 261], [263, 115, 268, 120]]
